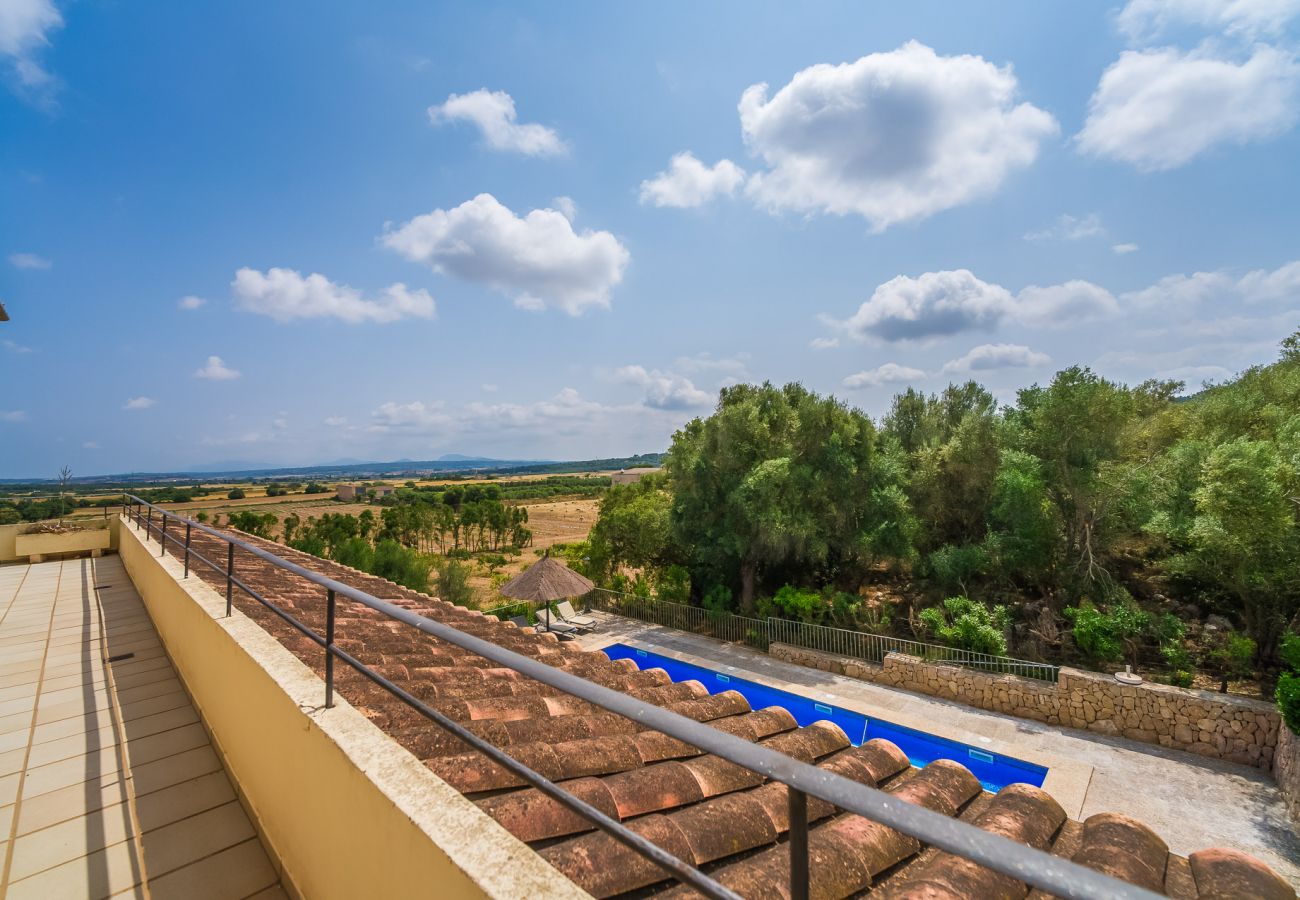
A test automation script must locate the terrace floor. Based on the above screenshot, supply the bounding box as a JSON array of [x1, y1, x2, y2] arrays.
[[0, 557, 283, 900], [578, 612, 1300, 888]]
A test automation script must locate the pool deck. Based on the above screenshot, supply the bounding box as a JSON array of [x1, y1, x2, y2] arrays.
[[577, 613, 1300, 887]]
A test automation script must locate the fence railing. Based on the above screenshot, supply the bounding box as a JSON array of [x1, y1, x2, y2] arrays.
[[586, 590, 1060, 683], [118, 495, 1147, 900]]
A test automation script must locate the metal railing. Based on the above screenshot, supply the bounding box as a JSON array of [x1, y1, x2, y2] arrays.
[[119, 494, 1151, 900], [587, 591, 1061, 682]]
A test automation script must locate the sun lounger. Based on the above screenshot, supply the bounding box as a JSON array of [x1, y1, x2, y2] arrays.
[[536, 613, 579, 637], [508, 614, 530, 629], [556, 600, 597, 629]]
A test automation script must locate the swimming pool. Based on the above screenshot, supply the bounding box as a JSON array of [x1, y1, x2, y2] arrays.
[[603, 642, 1046, 792]]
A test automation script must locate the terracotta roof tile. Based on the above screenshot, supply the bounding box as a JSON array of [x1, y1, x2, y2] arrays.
[[1189, 847, 1296, 900], [167, 524, 1293, 899], [1072, 812, 1169, 893]]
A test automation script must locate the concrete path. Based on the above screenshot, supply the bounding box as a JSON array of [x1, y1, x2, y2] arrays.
[[578, 613, 1300, 887], [0, 557, 284, 899]]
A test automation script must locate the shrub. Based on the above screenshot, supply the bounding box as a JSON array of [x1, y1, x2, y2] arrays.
[[304, 483, 328, 494], [759, 585, 824, 623], [702, 585, 732, 615], [1279, 633, 1300, 733], [1064, 599, 1148, 666], [435, 558, 473, 606], [918, 596, 1009, 656], [928, 544, 989, 593], [1281, 633, 1300, 672], [654, 565, 691, 604], [1203, 630, 1255, 692], [333, 537, 374, 572], [227, 488, 245, 500], [374, 540, 433, 593], [1278, 672, 1300, 734]]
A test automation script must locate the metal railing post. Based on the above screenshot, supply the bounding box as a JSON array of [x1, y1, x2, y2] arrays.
[[789, 788, 809, 900], [160, 514, 167, 557], [225, 543, 235, 617], [146, 505, 153, 540], [183, 522, 192, 578], [325, 588, 336, 708]]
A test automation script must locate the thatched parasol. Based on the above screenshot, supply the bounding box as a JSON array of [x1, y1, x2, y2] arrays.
[[499, 553, 594, 602], [499, 553, 595, 634]]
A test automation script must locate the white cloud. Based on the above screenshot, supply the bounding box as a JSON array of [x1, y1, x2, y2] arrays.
[[82, 440, 99, 450], [842, 363, 927, 389], [615, 365, 713, 410], [428, 89, 566, 156], [1122, 258, 1300, 306], [0, 410, 26, 423], [1112, 242, 1140, 254], [672, 352, 750, 376], [810, 337, 840, 350], [460, 388, 613, 433], [1078, 45, 1300, 171], [177, 295, 206, 310], [1117, 0, 1300, 40], [551, 196, 577, 222], [0, 0, 62, 89], [123, 396, 156, 410], [381, 193, 630, 315], [739, 41, 1058, 230], [368, 401, 451, 433], [832, 269, 1016, 342], [1015, 280, 1120, 326], [233, 268, 435, 324], [9, 252, 50, 269], [323, 416, 347, 427], [3, 339, 32, 353], [639, 152, 746, 208], [942, 343, 1051, 373], [827, 270, 1125, 343], [1023, 213, 1106, 242], [194, 356, 240, 380], [481, 384, 499, 393]]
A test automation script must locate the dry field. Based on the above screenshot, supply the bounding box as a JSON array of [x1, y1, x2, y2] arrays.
[[60, 483, 604, 608], [464, 497, 600, 607]]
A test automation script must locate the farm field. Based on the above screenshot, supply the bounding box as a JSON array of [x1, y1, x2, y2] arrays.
[[464, 498, 600, 606]]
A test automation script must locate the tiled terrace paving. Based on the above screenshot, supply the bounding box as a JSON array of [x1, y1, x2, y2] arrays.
[[0, 557, 283, 899], [153, 517, 1297, 899]]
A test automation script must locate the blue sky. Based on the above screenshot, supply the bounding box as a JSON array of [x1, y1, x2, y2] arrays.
[[3, 1, 1299, 478]]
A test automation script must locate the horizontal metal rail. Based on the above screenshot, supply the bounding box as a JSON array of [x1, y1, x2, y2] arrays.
[[120, 495, 1154, 900], [589, 590, 1060, 682]]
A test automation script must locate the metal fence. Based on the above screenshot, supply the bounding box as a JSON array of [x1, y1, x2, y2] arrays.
[[119, 495, 1147, 900], [586, 590, 1060, 683]]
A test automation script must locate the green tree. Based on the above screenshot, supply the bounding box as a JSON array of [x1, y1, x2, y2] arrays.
[[666, 382, 909, 612], [1010, 367, 1136, 591], [587, 474, 675, 578], [1174, 439, 1299, 661], [227, 488, 246, 500]]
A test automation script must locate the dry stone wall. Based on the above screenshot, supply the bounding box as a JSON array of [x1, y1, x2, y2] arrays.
[[1276, 724, 1300, 824], [769, 642, 1280, 770]]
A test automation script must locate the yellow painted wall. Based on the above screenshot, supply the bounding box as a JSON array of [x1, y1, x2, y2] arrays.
[[118, 519, 587, 900]]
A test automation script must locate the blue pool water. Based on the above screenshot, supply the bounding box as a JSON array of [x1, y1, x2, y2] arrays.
[[603, 643, 1046, 793]]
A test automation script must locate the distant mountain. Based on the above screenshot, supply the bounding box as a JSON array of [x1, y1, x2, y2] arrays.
[[1, 452, 666, 486]]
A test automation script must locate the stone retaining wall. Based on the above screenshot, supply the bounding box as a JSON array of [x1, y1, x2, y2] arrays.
[[1277, 724, 1300, 824], [769, 642, 1280, 770]]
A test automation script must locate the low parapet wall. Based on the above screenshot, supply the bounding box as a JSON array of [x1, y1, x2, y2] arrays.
[[118, 518, 584, 900], [769, 642, 1280, 770]]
